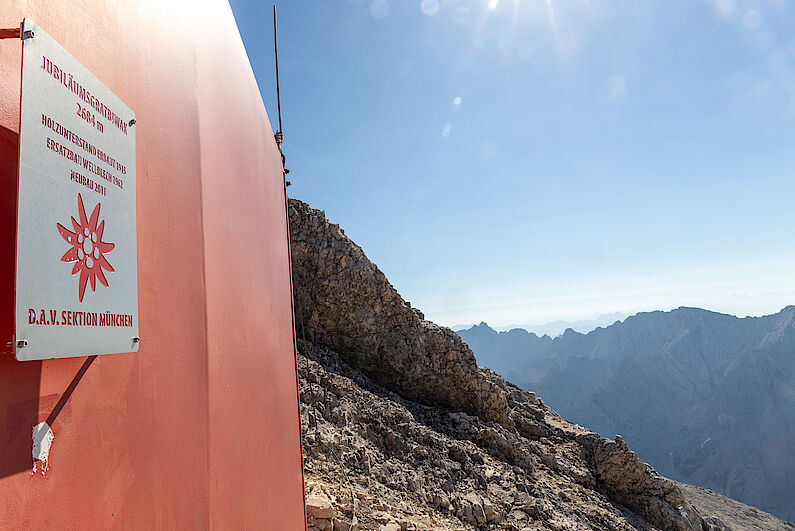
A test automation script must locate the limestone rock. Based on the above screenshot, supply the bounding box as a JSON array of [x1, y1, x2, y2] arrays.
[[290, 198, 792, 530], [289, 199, 509, 427], [307, 494, 334, 520]]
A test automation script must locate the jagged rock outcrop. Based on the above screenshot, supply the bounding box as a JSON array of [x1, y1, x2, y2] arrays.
[[289, 198, 787, 530], [289, 199, 509, 426], [677, 483, 793, 531]]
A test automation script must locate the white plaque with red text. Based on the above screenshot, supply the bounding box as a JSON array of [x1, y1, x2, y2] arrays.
[[16, 18, 138, 361]]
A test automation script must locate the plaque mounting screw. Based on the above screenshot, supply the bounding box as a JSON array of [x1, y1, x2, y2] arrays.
[[132, 337, 140, 344], [128, 119, 136, 126], [17, 340, 28, 349], [22, 30, 34, 40]]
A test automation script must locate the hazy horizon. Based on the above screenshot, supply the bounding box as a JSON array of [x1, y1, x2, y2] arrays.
[[453, 301, 795, 335], [452, 311, 627, 331], [434, 285, 795, 329]]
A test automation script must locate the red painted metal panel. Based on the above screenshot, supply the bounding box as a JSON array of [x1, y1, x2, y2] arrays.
[[0, 124, 17, 355], [0, 1, 305, 529]]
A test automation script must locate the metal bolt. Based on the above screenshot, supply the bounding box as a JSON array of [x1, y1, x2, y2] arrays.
[[22, 30, 34, 39], [17, 340, 28, 348], [128, 119, 136, 126], [132, 337, 140, 344]]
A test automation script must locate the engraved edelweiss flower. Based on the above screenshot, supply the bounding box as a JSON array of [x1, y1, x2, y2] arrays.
[[57, 193, 115, 302]]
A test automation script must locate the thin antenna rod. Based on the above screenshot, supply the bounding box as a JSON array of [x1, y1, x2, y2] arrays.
[[273, 5, 283, 144]]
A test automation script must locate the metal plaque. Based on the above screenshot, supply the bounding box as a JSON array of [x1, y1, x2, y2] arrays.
[[15, 18, 138, 360]]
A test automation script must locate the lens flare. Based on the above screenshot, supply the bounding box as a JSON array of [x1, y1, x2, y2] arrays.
[[451, 96, 462, 112], [370, 0, 390, 19], [421, 0, 439, 16]]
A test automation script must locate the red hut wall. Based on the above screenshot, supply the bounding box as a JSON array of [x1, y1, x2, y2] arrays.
[[0, 1, 305, 528]]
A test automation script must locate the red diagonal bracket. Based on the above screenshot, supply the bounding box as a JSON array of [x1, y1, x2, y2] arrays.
[[0, 27, 20, 39]]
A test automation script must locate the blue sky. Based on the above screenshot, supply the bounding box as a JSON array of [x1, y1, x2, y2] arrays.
[[229, 0, 795, 327]]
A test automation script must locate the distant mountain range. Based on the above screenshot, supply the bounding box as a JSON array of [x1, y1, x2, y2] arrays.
[[290, 198, 794, 529], [453, 312, 628, 338], [458, 306, 795, 522]]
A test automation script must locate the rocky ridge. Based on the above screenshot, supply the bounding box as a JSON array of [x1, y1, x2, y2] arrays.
[[289, 198, 789, 530], [290, 200, 508, 426], [458, 311, 795, 521]]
